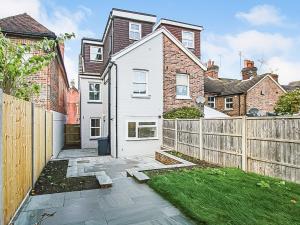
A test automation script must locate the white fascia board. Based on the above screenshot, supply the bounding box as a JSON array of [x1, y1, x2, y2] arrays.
[[111, 27, 207, 71], [112, 10, 157, 23], [82, 40, 103, 45], [153, 19, 203, 31], [79, 74, 102, 80], [247, 75, 287, 93]]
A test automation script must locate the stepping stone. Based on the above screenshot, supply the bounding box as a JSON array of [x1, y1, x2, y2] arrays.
[[96, 172, 113, 188], [126, 168, 138, 177], [133, 171, 150, 183]]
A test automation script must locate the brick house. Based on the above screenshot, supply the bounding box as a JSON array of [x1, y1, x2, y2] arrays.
[[0, 13, 69, 114], [79, 8, 206, 156], [66, 80, 80, 124], [204, 59, 286, 116]]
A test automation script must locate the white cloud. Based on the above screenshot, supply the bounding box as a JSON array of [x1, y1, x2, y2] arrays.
[[236, 4, 284, 26], [202, 30, 299, 84], [0, 0, 40, 19]]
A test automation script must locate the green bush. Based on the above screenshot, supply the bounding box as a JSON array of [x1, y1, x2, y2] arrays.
[[163, 107, 203, 119], [275, 88, 300, 115]]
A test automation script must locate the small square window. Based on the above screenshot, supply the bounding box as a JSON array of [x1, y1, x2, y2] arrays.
[[129, 22, 141, 40], [225, 97, 233, 110], [182, 31, 194, 49], [207, 96, 215, 108], [176, 74, 189, 98], [90, 46, 103, 61], [89, 83, 101, 101], [90, 118, 101, 137]]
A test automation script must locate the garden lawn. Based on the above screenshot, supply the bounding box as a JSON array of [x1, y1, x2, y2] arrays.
[[147, 168, 300, 225]]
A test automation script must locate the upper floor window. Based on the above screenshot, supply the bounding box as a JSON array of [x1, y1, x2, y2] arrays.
[[89, 83, 101, 101], [182, 31, 194, 49], [176, 74, 190, 99], [207, 96, 215, 108], [133, 70, 148, 95], [225, 97, 233, 110], [129, 22, 142, 40], [90, 46, 103, 61]]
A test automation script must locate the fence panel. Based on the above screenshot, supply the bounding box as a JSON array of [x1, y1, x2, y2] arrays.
[[162, 120, 176, 149], [247, 117, 300, 183], [202, 118, 243, 168], [177, 120, 200, 159], [64, 124, 80, 148], [162, 116, 300, 183], [33, 107, 46, 183], [2, 94, 32, 225]]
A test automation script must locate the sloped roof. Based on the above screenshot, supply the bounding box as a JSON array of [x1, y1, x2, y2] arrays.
[[205, 75, 268, 96], [0, 13, 56, 38], [282, 81, 300, 92]]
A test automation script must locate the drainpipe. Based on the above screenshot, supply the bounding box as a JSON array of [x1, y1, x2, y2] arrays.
[[111, 61, 118, 158]]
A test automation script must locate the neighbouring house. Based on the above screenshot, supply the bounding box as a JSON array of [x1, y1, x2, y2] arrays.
[[66, 80, 80, 124], [283, 81, 300, 92], [204, 59, 286, 116], [79, 8, 206, 156], [0, 13, 69, 114]]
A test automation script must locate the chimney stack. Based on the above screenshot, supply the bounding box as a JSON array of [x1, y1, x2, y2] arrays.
[[241, 59, 257, 80], [205, 59, 219, 79], [269, 73, 279, 82]]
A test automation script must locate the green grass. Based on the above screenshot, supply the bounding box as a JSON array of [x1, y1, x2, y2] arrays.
[[147, 168, 300, 225]]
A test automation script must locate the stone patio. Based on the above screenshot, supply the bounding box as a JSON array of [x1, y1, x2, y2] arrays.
[[12, 152, 195, 225], [57, 149, 98, 159]]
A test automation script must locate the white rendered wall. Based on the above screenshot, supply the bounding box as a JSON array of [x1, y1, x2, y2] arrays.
[[110, 33, 164, 157]]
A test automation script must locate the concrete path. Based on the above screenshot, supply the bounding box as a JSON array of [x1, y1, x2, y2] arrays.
[[13, 177, 194, 225], [57, 149, 98, 159], [13, 155, 195, 225]]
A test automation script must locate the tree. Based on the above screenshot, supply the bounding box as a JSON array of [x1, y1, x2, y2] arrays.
[[163, 106, 203, 119], [275, 89, 300, 115], [0, 31, 74, 100]]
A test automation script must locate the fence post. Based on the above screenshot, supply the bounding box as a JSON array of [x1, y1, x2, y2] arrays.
[[174, 119, 178, 152], [45, 111, 47, 165], [199, 118, 203, 160], [31, 103, 35, 186], [241, 116, 247, 171], [0, 89, 4, 225]]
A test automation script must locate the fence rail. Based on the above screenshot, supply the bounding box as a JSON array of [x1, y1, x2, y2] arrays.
[[1, 93, 53, 225], [163, 117, 300, 183]]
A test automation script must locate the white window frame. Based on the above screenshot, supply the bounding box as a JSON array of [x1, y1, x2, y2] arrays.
[[225, 97, 233, 110], [90, 117, 101, 138], [176, 73, 190, 99], [182, 30, 195, 49], [129, 22, 142, 40], [207, 96, 216, 108], [126, 120, 158, 140], [88, 82, 101, 102], [132, 69, 148, 96], [90, 46, 103, 61]]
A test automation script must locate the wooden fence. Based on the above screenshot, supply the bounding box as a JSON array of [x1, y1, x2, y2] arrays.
[[1, 93, 53, 225], [163, 117, 300, 183]]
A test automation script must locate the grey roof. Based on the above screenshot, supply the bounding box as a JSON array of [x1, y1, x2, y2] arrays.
[[204, 75, 267, 96], [0, 13, 56, 38], [282, 81, 300, 92]]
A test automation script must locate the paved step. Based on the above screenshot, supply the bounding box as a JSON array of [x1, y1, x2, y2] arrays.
[[133, 171, 150, 183], [126, 168, 138, 177], [96, 172, 112, 188]]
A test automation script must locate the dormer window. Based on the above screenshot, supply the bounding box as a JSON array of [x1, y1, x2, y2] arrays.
[[129, 22, 141, 40], [90, 46, 103, 61], [182, 31, 194, 49]]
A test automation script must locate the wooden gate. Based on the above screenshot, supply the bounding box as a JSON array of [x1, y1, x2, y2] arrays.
[[64, 124, 81, 148]]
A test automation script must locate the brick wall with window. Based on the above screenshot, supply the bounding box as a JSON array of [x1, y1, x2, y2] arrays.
[[157, 24, 201, 58], [83, 43, 104, 74], [163, 35, 204, 113]]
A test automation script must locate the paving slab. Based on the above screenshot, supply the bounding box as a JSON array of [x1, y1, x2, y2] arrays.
[[24, 193, 65, 211]]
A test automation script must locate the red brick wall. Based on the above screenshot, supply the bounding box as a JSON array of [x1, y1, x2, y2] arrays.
[[163, 35, 204, 113], [113, 17, 154, 54], [158, 24, 201, 58], [66, 88, 80, 124], [246, 76, 284, 114]]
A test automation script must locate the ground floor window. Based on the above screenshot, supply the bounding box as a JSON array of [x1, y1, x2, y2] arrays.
[[225, 97, 233, 110], [90, 118, 101, 138], [127, 121, 157, 139]]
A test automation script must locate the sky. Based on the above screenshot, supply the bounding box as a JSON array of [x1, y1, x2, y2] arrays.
[[0, 0, 299, 86]]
